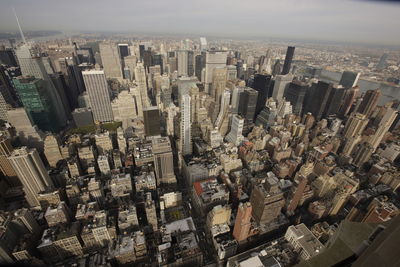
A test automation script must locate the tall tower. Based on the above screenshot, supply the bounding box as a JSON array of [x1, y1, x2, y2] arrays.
[[143, 106, 161, 137], [8, 147, 53, 207], [252, 74, 272, 119], [272, 74, 293, 103], [0, 135, 18, 185], [82, 70, 113, 122], [99, 42, 123, 80], [177, 50, 189, 77], [339, 71, 360, 88], [180, 94, 192, 156], [134, 63, 150, 108], [225, 115, 244, 146], [204, 51, 227, 94], [284, 81, 308, 116], [357, 89, 381, 118], [233, 202, 253, 242], [281, 46, 295, 75]]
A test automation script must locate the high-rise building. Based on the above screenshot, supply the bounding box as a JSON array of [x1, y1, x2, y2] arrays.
[[324, 84, 346, 117], [8, 147, 53, 207], [238, 87, 258, 123], [272, 74, 293, 103], [357, 89, 381, 118], [225, 115, 244, 146], [281, 46, 295, 75], [177, 50, 189, 77], [252, 74, 272, 119], [232, 202, 253, 242], [204, 51, 227, 94], [284, 81, 308, 116], [143, 106, 161, 137], [134, 63, 150, 108], [338, 86, 359, 118], [250, 177, 284, 225], [200, 37, 208, 51], [99, 42, 123, 80], [152, 137, 176, 185], [82, 70, 113, 122], [44, 134, 63, 168], [339, 71, 360, 88], [0, 135, 17, 185], [180, 94, 192, 156], [111, 90, 137, 130], [307, 81, 333, 120], [195, 53, 205, 82], [212, 67, 227, 104], [118, 44, 129, 60], [13, 77, 60, 132]]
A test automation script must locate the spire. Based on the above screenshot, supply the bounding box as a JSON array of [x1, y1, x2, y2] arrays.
[[13, 7, 26, 44]]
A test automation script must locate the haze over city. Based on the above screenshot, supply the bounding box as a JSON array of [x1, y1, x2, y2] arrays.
[[0, 0, 400, 45]]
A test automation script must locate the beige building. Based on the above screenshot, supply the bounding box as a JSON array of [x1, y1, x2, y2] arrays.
[[44, 134, 63, 168]]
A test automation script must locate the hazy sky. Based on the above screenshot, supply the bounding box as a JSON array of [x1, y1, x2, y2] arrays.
[[1, 0, 400, 45]]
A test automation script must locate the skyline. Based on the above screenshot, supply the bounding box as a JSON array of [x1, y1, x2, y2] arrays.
[[0, 0, 399, 46]]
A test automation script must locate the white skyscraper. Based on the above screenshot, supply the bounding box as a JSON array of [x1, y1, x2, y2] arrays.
[[200, 37, 208, 51], [226, 115, 244, 146], [82, 70, 114, 122], [99, 42, 123, 80], [8, 147, 53, 207], [180, 94, 192, 156], [177, 50, 189, 77], [272, 74, 294, 102], [134, 63, 150, 108], [204, 51, 228, 94]]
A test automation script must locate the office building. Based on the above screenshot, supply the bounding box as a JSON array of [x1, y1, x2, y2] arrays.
[[82, 70, 113, 122], [225, 115, 244, 146], [324, 84, 346, 117], [71, 108, 94, 127], [135, 63, 150, 108], [238, 87, 258, 123], [307, 81, 333, 120], [152, 137, 176, 185], [252, 74, 272, 119], [339, 71, 360, 88], [284, 81, 308, 116], [44, 134, 63, 168], [8, 147, 53, 207], [204, 51, 227, 94], [272, 74, 293, 103], [281, 46, 295, 75], [180, 94, 192, 156], [143, 106, 161, 137], [145, 193, 158, 231], [111, 89, 137, 129], [233, 202, 254, 242], [99, 42, 123, 80], [177, 50, 188, 77], [250, 177, 284, 225], [357, 89, 381, 118]]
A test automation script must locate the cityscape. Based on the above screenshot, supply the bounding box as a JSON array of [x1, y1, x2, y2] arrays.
[[0, 1, 400, 267]]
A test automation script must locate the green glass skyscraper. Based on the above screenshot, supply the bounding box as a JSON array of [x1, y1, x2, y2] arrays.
[[13, 77, 59, 132]]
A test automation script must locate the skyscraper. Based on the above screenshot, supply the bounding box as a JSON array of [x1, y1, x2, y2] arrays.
[[143, 106, 161, 137], [99, 42, 123, 80], [177, 50, 188, 77], [13, 77, 59, 132], [251, 74, 272, 119], [82, 70, 113, 122], [212, 67, 227, 104], [180, 94, 192, 156], [118, 44, 129, 60], [357, 89, 381, 118], [134, 63, 150, 108], [250, 177, 285, 225], [225, 115, 244, 146], [324, 84, 346, 117], [0, 135, 18, 185], [152, 137, 176, 185], [272, 74, 293, 103], [44, 134, 63, 168], [204, 50, 227, 94], [339, 71, 360, 88], [284, 81, 308, 116], [307, 81, 333, 120], [281, 46, 295, 75], [232, 202, 253, 242], [238, 87, 258, 123], [8, 147, 54, 207]]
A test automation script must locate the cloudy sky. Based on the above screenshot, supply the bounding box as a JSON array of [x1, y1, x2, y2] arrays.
[[0, 0, 399, 45]]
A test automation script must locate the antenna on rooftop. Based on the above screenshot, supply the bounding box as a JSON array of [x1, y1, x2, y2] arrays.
[[12, 7, 26, 44]]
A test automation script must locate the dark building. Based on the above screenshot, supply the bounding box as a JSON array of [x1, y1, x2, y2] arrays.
[[236, 60, 244, 80], [152, 54, 163, 69], [324, 85, 346, 117], [272, 60, 282, 76], [339, 71, 360, 88], [195, 53, 205, 82], [0, 66, 18, 107], [50, 73, 72, 118], [281, 46, 295, 75], [305, 81, 333, 120], [139, 45, 145, 62], [357, 89, 381, 118], [143, 107, 161, 136], [76, 47, 94, 64], [238, 87, 258, 123], [118, 44, 129, 60], [188, 51, 194, 77], [0, 46, 17, 67], [143, 49, 153, 70], [72, 108, 94, 126], [252, 74, 272, 120], [284, 81, 308, 116], [66, 64, 85, 110]]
